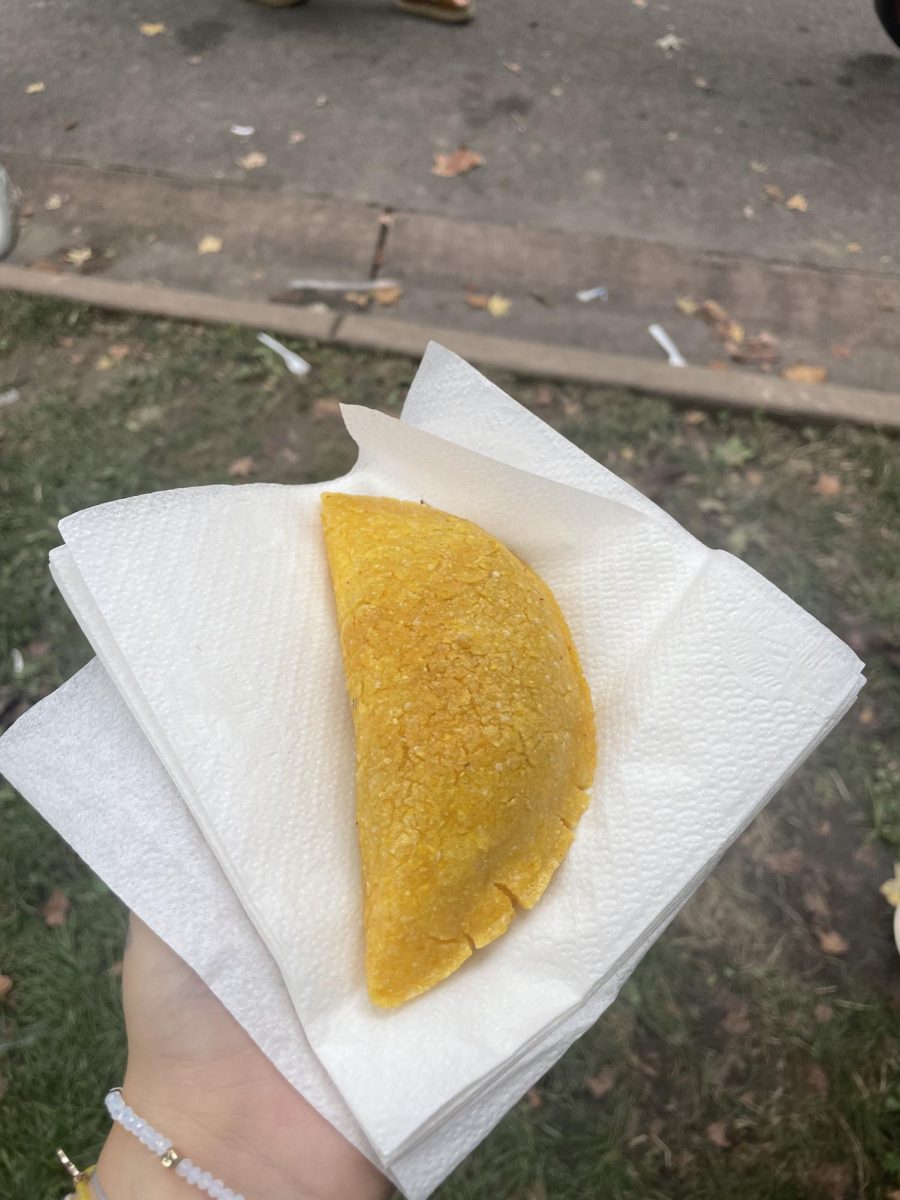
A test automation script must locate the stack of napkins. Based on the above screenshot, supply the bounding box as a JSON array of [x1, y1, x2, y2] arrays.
[[0, 345, 864, 1199]]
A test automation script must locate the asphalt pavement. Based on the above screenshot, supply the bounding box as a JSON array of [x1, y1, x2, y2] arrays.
[[1, 0, 899, 396]]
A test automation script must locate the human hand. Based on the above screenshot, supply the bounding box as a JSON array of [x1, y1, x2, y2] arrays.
[[96, 915, 391, 1200]]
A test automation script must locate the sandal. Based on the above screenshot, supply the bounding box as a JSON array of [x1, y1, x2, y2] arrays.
[[393, 0, 474, 22]]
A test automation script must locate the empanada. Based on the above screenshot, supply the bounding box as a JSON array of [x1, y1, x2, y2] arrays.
[[322, 493, 596, 1006]]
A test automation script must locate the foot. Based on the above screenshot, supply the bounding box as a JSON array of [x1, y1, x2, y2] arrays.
[[393, 0, 473, 22]]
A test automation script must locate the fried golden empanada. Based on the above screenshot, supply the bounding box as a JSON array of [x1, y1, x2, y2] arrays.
[[322, 493, 596, 1006]]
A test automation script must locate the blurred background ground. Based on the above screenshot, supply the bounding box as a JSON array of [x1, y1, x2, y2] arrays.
[[1, 294, 899, 1200], [2, 0, 900, 393]]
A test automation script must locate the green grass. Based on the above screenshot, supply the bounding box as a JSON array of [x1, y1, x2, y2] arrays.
[[1, 294, 898, 1200]]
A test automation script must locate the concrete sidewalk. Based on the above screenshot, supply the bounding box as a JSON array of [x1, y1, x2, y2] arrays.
[[1, 0, 899, 403]]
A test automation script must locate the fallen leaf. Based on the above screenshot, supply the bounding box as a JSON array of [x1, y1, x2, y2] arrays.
[[750, 160, 768, 173], [764, 183, 784, 202], [197, 235, 223, 255], [311, 398, 342, 422], [585, 1067, 616, 1099], [782, 362, 827, 384], [42, 887, 70, 928], [814, 1003, 833, 1023], [95, 355, 115, 371], [764, 848, 807, 876], [732, 331, 780, 364], [45, 193, 64, 210], [228, 456, 256, 478], [107, 344, 130, 361], [802, 886, 831, 923], [846, 242, 862, 253], [694, 75, 710, 90], [706, 1121, 732, 1149], [432, 148, 485, 178], [139, 22, 167, 35], [857, 702, 875, 726], [29, 258, 65, 274], [343, 291, 372, 309], [486, 294, 511, 317], [25, 81, 46, 94], [675, 295, 698, 316], [723, 320, 745, 345], [786, 193, 809, 213], [745, 468, 764, 487], [125, 404, 164, 432], [373, 285, 404, 306], [503, 60, 523, 72], [714, 436, 754, 467], [699, 299, 729, 325], [655, 33, 685, 52], [810, 1164, 853, 1200], [64, 247, 93, 267], [237, 151, 267, 171], [831, 343, 852, 359], [812, 472, 842, 497], [880, 864, 900, 908], [288, 130, 306, 144], [525, 1087, 543, 1109], [620, 446, 635, 461], [0, 975, 12, 999], [683, 409, 706, 424], [807, 1063, 829, 1095], [816, 929, 849, 956]]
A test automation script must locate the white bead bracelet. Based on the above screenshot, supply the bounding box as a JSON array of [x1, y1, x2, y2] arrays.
[[104, 1088, 247, 1200]]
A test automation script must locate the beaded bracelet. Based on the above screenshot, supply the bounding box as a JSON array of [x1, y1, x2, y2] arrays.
[[104, 1088, 248, 1200]]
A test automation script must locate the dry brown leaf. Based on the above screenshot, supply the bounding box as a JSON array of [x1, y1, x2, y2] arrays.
[[525, 1087, 543, 1109], [0, 975, 12, 999], [432, 148, 485, 178], [802, 886, 831, 923], [25, 81, 46, 94], [763, 183, 784, 202], [830, 343, 852, 359], [140, 22, 167, 35], [705, 1121, 732, 1149], [42, 887, 70, 928], [812, 472, 842, 498], [465, 292, 490, 310], [228, 456, 256, 478], [786, 193, 809, 213], [846, 242, 862, 253], [700, 299, 729, 325], [817, 929, 849, 956], [108, 344, 130, 361], [312, 398, 342, 422], [814, 1003, 833, 1024], [503, 60, 524, 72], [782, 362, 827, 385], [95, 355, 115, 372], [288, 130, 306, 144], [764, 848, 806, 876], [373, 285, 404, 306], [857, 703, 875, 727], [29, 258, 65, 274], [732, 331, 780, 364], [64, 247, 93, 267], [676, 295, 699, 316], [683, 409, 707, 425], [745, 468, 764, 488], [810, 1164, 853, 1200], [584, 1066, 616, 1099], [237, 151, 267, 171], [708, 360, 731, 371]]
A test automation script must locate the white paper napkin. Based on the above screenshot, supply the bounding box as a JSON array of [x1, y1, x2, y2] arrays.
[[0, 345, 864, 1196]]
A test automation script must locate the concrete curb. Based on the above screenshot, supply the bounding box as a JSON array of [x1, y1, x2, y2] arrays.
[[2, 263, 898, 429]]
